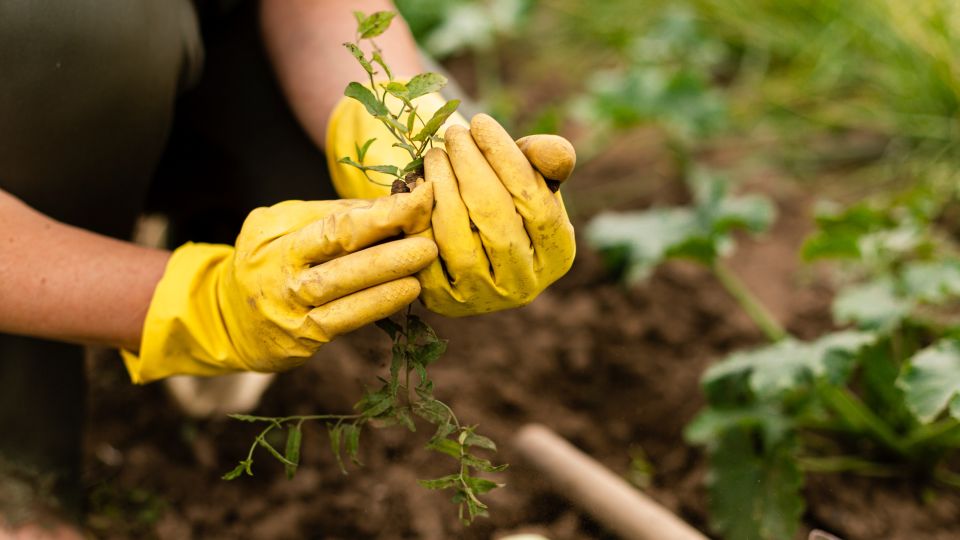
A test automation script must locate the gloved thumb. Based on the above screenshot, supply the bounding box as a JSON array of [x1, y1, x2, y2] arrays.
[[515, 134, 577, 186]]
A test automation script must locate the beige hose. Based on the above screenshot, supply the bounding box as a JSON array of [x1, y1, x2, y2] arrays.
[[513, 424, 707, 540]]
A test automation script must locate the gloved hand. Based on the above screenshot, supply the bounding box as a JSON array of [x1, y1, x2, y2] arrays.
[[415, 114, 576, 316], [327, 91, 577, 316], [123, 187, 436, 384]]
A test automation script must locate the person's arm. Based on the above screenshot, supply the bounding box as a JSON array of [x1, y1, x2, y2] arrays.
[[260, 0, 426, 152], [0, 189, 169, 350]]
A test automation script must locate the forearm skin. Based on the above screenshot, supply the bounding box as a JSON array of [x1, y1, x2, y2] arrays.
[[260, 0, 427, 152], [0, 189, 169, 350]]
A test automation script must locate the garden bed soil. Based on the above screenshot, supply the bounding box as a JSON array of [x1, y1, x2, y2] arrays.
[[83, 153, 960, 539]]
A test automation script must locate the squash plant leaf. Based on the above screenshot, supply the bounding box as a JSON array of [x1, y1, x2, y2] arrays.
[[586, 169, 774, 283], [897, 339, 960, 423], [708, 427, 804, 540], [704, 330, 877, 400], [832, 278, 911, 331]]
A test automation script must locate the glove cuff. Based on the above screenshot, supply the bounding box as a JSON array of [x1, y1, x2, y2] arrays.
[[123, 242, 243, 384]]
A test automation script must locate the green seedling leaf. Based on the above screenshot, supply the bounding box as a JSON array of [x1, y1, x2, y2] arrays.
[[222, 459, 253, 480], [707, 427, 804, 540], [427, 437, 462, 459], [337, 156, 365, 171], [356, 138, 376, 162], [375, 317, 402, 339], [364, 164, 402, 177], [401, 157, 424, 176], [704, 330, 876, 400], [406, 72, 447, 100], [434, 421, 457, 440], [414, 340, 447, 366], [464, 476, 502, 494], [328, 423, 347, 474], [382, 81, 409, 101], [343, 423, 362, 465], [397, 408, 417, 432], [413, 100, 461, 141], [406, 106, 418, 133], [418, 474, 460, 490], [284, 425, 302, 480], [371, 51, 392, 80], [344, 82, 388, 117], [383, 115, 409, 134], [462, 454, 508, 473], [358, 11, 396, 39], [357, 389, 394, 418], [352, 11, 367, 25], [342, 43, 374, 75], [897, 339, 960, 423], [463, 432, 497, 451], [833, 278, 911, 331], [393, 141, 418, 156], [413, 398, 450, 425], [406, 315, 430, 341]]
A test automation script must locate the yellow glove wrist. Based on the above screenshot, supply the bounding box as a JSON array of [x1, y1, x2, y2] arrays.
[[123, 243, 241, 384]]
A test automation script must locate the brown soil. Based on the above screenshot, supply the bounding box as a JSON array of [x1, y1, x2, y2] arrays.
[[82, 149, 960, 539]]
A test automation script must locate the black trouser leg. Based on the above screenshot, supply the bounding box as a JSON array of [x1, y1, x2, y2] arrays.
[[0, 0, 203, 523], [148, 1, 337, 247]]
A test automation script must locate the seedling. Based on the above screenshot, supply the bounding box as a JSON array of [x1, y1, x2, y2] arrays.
[[223, 11, 503, 525]]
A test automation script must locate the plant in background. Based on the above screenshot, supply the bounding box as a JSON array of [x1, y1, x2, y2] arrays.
[[223, 11, 504, 525], [588, 170, 960, 539]]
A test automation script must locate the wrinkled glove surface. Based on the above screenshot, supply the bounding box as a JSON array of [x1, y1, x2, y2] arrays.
[[123, 188, 436, 383], [416, 114, 575, 316], [326, 92, 576, 317]]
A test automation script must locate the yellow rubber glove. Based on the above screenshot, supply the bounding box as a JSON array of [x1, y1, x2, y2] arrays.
[[326, 90, 468, 199], [122, 187, 436, 384], [415, 114, 577, 316]]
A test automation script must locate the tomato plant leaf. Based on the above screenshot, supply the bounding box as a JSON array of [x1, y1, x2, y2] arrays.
[[406, 72, 447, 100], [371, 50, 392, 80], [897, 339, 960, 423], [463, 432, 497, 451], [418, 474, 460, 490], [412, 99, 461, 142], [463, 476, 502, 494], [358, 11, 396, 39], [284, 424, 302, 480], [344, 82, 388, 117], [374, 317, 402, 340], [342, 43, 374, 75], [222, 459, 253, 481]]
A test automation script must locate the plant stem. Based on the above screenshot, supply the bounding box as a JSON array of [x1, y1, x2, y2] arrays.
[[905, 417, 960, 449], [818, 384, 909, 456], [711, 260, 788, 342], [798, 455, 901, 477], [934, 467, 960, 489]]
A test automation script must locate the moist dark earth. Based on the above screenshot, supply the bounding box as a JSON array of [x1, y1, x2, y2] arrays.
[[82, 142, 960, 539]]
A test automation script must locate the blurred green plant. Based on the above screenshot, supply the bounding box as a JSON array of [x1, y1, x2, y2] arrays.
[[588, 174, 960, 539]]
